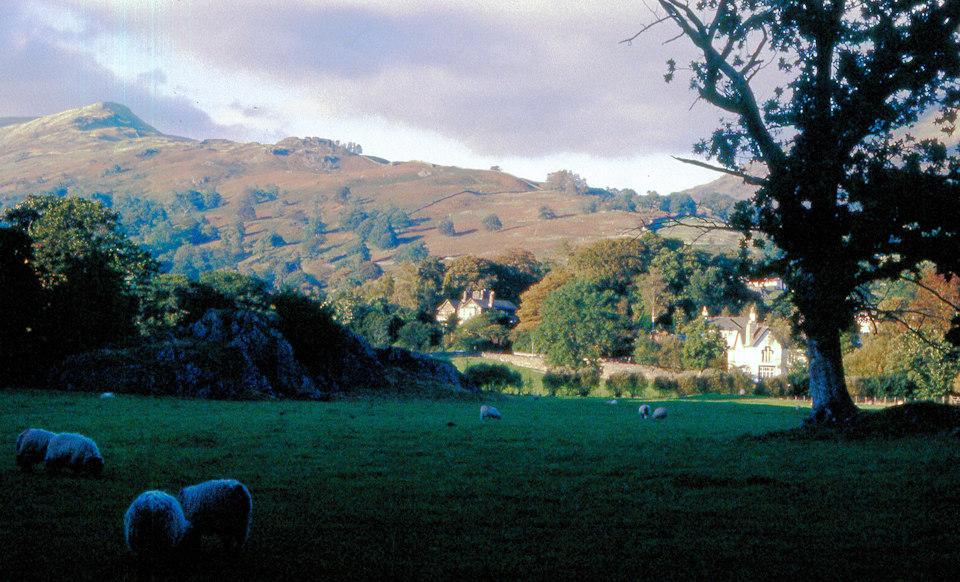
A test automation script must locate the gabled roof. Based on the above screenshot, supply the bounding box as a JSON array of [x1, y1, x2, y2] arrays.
[[707, 315, 777, 349]]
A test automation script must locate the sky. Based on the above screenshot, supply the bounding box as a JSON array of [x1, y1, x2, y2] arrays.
[[1, 0, 732, 194]]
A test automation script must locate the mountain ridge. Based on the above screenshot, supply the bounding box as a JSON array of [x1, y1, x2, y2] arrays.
[[0, 102, 736, 288]]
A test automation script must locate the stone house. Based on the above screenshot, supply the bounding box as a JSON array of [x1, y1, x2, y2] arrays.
[[436, 289, 518, 325], [703, 306, 805, 381]]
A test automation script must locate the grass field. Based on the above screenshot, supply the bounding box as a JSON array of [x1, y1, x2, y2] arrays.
[[3, 390, 960, 581]]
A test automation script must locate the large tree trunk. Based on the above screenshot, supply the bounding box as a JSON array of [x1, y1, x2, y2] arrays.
[[805, 326, 859, 424]]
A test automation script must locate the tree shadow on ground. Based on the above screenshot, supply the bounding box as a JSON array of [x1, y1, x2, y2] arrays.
[[749, 401, 960, 442]]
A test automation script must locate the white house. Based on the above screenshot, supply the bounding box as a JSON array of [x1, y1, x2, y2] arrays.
[[436, 289, 518, 325], [703, 306, 804, 381]]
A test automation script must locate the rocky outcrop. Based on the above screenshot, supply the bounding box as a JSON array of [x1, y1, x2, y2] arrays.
[[190, 309, 317, 398], [376, 347, 475, 393], [54, 308, 470, 400]]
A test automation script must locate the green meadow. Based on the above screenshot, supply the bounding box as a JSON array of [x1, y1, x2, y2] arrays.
[[3, 390, 960, 581]]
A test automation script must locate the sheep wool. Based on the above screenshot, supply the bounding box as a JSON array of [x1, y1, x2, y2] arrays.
[[638, 404, 651, 418], [16, 428, 56, 470], [43, 433, 104, 475], [124, 490, 190, 558], [480, 405, 501, 420], [652, 407, 668, 420], [177, 479, 252, 550]]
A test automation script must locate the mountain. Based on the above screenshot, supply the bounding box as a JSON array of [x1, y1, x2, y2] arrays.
[[680, 163, 765, 202], [0, 103, 681, 287]]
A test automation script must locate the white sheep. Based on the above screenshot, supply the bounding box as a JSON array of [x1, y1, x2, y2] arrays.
[[124, 490, 190, 558], [638, 404, 651, 418], [652, 407, 668, 420], [43, 432, 104, 476], [480, 404, 502, 420], [606, 399, 618, 405], [177, 479, 252, 550], [16, 428, 56, 471]]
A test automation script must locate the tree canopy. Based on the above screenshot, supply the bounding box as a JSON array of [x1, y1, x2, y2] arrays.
[[637, 0, 960, 423]]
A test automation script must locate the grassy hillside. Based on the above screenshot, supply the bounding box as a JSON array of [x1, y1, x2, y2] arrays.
[[0, 103, 675, 288], [4, 390, 960, 581]]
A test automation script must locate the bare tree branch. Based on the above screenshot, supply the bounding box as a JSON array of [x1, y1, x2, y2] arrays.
[[672, 156, 767, 185]]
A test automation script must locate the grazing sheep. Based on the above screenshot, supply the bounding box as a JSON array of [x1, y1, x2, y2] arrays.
[[606, 399, 618, 405], [16, 428, 56, 471], [99, 392, 116, 399], [480, 405, 502, 420], [652, 407, 668, 420], [43, 433, 104, 476], [177, 479, 252, 550], [124, 490, 190, 558], [638, 404, 651, 418]]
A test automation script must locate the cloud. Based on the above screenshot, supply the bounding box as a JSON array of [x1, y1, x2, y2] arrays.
[[0, 1, 252, 141], [29, 0, 722, 158]]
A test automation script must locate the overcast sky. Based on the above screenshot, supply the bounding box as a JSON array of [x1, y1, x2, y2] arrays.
[[1, 0, 732, 193]]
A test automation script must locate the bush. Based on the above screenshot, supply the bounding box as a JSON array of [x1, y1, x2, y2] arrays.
[[464, 363, 523, 391], [850, 373, 918, 400], [676, 374, 711, 397], [438, 219, 456, 236], [482, 214, 502, 231], [652, 376, 679, 397], [542, 368, 600, 397], [605, 372, 646, 398]]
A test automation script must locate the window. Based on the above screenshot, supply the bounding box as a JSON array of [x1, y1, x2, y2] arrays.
[[758, 366, 776, 379], [761, 346, 774, 363]]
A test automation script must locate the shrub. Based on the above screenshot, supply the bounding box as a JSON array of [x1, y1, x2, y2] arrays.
[[605, 372, 646, 398], [542, 371, 567, 397], [652, 376, 679, 397], [538, 205, 557, 220], [676, 375, 712, 397], [541, 368, 600, 397], [464, 363, 523, 391], [575, 368, 601, 397], [438, 219, 456, 236], [850, 373, 917, 400], [482, 214, 502, 232]]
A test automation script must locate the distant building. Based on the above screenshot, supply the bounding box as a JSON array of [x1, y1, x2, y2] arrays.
[[856, 312, 880, 334], [745, 277, 787, 295], [436, 290, 518, 325], [703, 306, 805, 381]]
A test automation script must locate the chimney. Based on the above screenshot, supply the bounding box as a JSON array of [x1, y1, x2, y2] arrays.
[[745, 306, 757, 344]]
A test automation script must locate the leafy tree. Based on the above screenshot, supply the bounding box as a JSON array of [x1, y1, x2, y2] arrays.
[[245, 184, 280, 203], [636, 1, 960, 422], [680, 318, 728, 370], [4, 195, 157, 288], [394, 241, 429, 264], [513, 268, 574, 343], [344, 239, 371, 263], [448, 311, 512, 352], [441, 255, 499, 300], [667, 193, 698, 216], [545, 170, 588, 196], [532, 280, 628, 370], [395, 320, 442, 352], [490, 248, 544, 302], [367, 217, 399, 250], [3, 196, 158, 362], [538, 205, 557, 220], [569, 235, 663, 294], [482, 213, 503, 231], [437, 219, 456, 236], [0, 228, 42, 382]]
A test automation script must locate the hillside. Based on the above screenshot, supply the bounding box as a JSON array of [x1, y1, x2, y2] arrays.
[[0, 103, 682, 287]]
